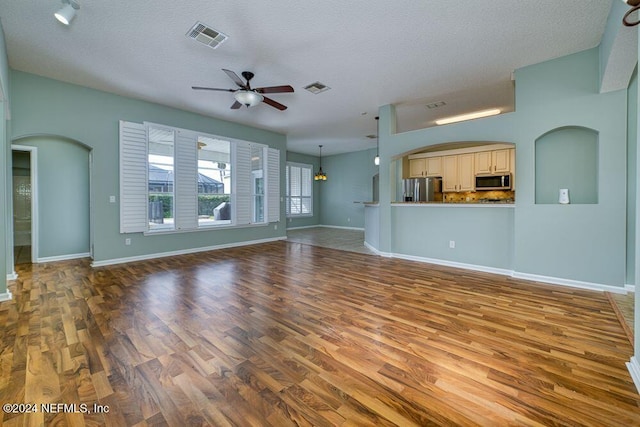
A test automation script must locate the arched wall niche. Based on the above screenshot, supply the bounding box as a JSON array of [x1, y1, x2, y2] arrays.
[[534, 126, 598, 205]]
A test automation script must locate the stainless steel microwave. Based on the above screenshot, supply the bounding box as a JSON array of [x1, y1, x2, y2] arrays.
[[475, 174, 511, 190]]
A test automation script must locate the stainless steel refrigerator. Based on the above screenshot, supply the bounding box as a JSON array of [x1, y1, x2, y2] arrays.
[[402, 177, 441, 202]]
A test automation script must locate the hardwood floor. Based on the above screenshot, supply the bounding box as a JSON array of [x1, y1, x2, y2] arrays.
[[1, 241, 639, 426]]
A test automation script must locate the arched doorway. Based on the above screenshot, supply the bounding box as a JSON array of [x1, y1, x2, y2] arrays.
[[11, 135, 92, 265]]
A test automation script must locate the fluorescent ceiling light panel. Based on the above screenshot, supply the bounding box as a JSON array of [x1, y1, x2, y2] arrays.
[[435, 108, 501, 125]]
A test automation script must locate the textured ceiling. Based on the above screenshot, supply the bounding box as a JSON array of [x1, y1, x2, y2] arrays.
[[0, 0, 613, 155]]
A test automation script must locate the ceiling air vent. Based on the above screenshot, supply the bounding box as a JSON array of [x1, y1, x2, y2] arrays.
[[425, 101, 446, 109], [304, 82, 330, 94], [186, 22, 228, 49]]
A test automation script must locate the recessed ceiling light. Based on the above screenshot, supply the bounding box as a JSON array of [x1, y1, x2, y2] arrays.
[[186, 22, 228, 49], [435, 108, 501, 125], [304, 82, 330, 94]]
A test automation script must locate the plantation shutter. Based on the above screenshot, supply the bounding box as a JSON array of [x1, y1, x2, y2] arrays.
[[175, 129, 198, 230], [119, 120, 148, 233], [234, 142, 252, 225], [267, 148, 280, 222]]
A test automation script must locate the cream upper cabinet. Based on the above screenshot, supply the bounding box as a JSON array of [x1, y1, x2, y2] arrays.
[[409, 158, 426, 177], [443, 154, 474, 192], [493, 149, 510, 173], [475, 149, 510, 175], [474, 151, 493, 175], [442, 155, 458, 192], [409, 156, 442, 177], [425, 156, 442, 177]]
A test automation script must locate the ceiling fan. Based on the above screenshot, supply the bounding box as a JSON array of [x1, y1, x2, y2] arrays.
[[192, 69, 294, 110]]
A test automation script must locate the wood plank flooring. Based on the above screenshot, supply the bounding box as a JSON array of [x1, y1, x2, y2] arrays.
[[1, 241, 639, 426]]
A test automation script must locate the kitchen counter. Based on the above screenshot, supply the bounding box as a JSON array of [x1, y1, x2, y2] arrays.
[[392, 202, 515, 208]]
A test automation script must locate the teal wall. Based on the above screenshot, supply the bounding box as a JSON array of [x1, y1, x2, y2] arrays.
[[627, 67, 637, 285], [16, 136, 90, 258], [9, 71, 287, 263], [392, 206, 514, 270], [374, 48, 627, 287], [319, 148, 378, 229], [534, 127, 599, 205], [285, 151, 320, 229]]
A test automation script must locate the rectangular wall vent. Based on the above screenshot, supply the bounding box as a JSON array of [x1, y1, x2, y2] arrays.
[[186, 22, 228, 49], [304, 82, 330, 94]]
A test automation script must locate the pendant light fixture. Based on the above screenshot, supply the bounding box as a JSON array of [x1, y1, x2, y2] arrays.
[[374, 116, 380, 166], [314, 145, 327, 181]]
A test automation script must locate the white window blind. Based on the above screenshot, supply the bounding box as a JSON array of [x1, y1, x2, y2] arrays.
[[174, 130, 198, 230], [286, 162, 312, 217], [119, 120, 148, 233], [234, 142, 252, 225], [267, 148, 280, 223]]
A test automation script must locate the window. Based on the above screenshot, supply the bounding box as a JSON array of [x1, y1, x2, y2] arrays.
[[197, 136, 231, 227], [119, 120, 280, 234], [148, 126, 175, 231], [286, 162, 312, 217], [252, 145, 265, 223]]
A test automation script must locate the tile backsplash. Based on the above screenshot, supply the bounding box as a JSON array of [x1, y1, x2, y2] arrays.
[[442, 190, 515, 203]]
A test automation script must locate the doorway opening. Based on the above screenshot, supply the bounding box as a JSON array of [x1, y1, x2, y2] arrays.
[[11, 146, 38, 265]]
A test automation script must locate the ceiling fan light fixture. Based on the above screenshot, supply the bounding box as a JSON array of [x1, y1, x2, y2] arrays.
[[234, 90, 263, 107], [54, 0, 79, 25]]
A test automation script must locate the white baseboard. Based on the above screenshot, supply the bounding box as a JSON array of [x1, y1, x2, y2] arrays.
[[392, 252, 513, 277], [91, 236, 287, 267], [286, 224, 321, 230], [0, 290, 12, 302], [368, 249, 627, 294], [512, 271, 627, 294], [364, 241, 391, 257], [37, 252, 91, 263], [627, 356, 640, 394], [6, 272, 18, 281], [319, 224, 365, 231]]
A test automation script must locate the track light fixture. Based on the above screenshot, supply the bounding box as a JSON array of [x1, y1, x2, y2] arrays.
[[55, 0, 80, 26]]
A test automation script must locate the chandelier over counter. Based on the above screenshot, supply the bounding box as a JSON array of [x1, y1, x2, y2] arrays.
[[314, 145, 327, 181]]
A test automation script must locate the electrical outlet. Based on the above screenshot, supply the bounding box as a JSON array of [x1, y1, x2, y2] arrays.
[[274, 224, 278, 230], [449, 240, 455, 249], [347, 217, 351, 222], [125, 238, 131, 246], [109, 195, 116, 203]]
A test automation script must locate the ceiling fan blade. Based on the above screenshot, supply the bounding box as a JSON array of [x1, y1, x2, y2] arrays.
[[255, 85, 294, 94], [192, 86, 234, 92], [262, 96, 287, 111], [222, 69, 246, 88], [230, 100, 242, 109]]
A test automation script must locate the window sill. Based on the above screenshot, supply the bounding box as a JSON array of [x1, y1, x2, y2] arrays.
[[143, 221, 270, 236]]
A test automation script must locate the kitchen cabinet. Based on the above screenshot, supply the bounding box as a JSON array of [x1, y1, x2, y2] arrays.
[[409, 156, 442, 177], [475, 149, 510, 175], [443, 153, 474, 192]]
